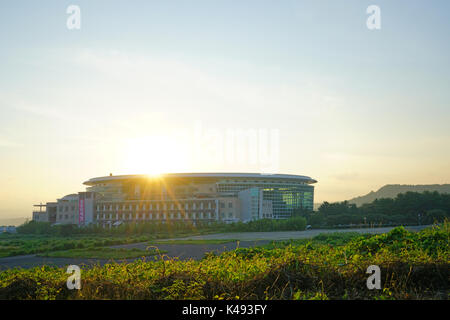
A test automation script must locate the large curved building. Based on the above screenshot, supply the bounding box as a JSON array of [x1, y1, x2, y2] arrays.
[[34, 173, 317, 226]]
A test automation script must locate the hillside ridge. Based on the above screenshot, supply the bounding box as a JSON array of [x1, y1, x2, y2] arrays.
[[348, 184, 450, 206]]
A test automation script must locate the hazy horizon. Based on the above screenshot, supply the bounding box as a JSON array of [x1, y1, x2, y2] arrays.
[[1, 1, 449, 219]]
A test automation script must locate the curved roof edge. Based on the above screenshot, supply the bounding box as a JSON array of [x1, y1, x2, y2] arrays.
[[83, 172, 317, 185], [59, 194, 79, 201]]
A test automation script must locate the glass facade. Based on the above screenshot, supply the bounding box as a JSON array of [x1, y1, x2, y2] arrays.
[[217, 180, 314, 219]]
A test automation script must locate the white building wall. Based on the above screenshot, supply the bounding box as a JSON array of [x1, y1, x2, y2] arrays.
[[238, 187, 263, 222]]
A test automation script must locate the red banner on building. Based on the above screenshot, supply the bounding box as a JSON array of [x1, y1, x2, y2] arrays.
[[79, 193, 85, 224]]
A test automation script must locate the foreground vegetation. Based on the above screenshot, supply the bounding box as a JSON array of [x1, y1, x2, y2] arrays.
[[0, 223, 448, 300]]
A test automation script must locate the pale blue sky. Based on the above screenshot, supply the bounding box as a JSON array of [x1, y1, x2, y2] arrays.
[[0, 1, 449, 218]]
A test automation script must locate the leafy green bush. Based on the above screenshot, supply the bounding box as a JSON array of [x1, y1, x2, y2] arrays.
[[346, 223, 449, 258]]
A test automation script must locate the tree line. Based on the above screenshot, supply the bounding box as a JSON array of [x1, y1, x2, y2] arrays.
[[16, 216, 308, 236], [295, 191, 450, 228]]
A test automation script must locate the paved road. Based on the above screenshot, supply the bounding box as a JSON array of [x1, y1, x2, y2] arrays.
[[0, 225, 430, 270]]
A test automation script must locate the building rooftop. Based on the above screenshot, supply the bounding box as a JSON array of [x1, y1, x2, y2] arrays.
[[83, 172, 317, 185]]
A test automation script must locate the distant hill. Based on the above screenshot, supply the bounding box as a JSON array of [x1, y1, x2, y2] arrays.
[[348, 184, 450, 207]]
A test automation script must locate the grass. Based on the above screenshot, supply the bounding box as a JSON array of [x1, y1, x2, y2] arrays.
[[0, 222, 448, 300], [37, 247, 163, 259], [265, 232, 366, 249], [151, 239, 239, 245], [0, 234, 163, 258]]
